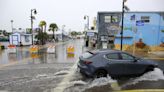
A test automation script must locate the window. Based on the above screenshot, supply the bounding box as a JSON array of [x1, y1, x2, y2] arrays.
[[111, 16, 118, 22], [104, 15, 119, 23], [81, 52, 93, 59], [121, 53, 134, 60], [141, 16, 150, 23], [104, 16, 111, 23], [106, 53, 119, 60], [25, 35, 30, 42]]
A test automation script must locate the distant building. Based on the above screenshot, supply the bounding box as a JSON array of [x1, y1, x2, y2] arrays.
[[97, 12, 164, 49], [9, 32, 32, 46]]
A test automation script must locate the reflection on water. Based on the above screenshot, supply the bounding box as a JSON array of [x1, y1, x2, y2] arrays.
[[0, 39, 85, 65], [0, 47, 31, 65]]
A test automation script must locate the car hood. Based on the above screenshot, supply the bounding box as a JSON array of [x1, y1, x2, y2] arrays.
[[139, 59, 158, 66]]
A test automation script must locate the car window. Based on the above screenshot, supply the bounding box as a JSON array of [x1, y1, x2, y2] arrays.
[[106, 53, 119, 60], [81, 52, 93, 59], [121, 53, 134, 60]]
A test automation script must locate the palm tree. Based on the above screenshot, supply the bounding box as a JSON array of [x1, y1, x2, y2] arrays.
[[39, 20, 46, 32], [48, 23, 58, 40], [38, 20, 47, 45]]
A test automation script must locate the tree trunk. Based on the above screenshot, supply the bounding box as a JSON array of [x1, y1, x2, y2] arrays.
[[44, 25, 46, 32], [53, 31, 55, 40]]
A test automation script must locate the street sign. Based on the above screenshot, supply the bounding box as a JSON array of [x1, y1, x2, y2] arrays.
[[136, 20, 144, 26], [130, 15, 135, 21], [86, 32, 94, 36]]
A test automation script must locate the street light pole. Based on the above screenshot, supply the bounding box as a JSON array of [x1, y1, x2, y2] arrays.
[[30, 9, 37, 45], [11, 20, 13, 33], [84, 15, 89, 30], [120, 0, 125, 51], [62, 25, 65, 41]]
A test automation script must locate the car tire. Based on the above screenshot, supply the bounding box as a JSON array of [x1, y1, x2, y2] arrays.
[[94, 69, 107, 78]]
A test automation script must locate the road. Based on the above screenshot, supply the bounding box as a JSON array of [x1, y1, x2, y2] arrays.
[[0, 39, 164, 92]]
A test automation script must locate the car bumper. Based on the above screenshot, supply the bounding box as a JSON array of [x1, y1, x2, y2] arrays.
[[77, 64, 94, 77]]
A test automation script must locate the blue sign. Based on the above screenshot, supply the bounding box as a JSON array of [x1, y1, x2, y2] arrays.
[[136, 20, 144, 26], [87, 32, 94, 36]]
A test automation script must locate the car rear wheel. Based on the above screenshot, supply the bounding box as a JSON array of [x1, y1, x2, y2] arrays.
[[94, 69, 107, 78]]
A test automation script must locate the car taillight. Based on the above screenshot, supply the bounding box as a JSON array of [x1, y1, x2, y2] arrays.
[[84, 61, 92, 64]]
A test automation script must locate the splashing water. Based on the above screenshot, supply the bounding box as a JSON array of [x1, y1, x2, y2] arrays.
[[89, 76, 117, 88], [122, 68, 164, 87], [54, 70, 69, 76]]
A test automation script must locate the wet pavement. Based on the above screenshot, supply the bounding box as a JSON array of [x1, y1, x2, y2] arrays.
[[0, 39, 164, 92]]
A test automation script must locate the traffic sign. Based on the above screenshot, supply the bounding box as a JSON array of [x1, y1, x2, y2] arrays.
[[136, 20, 144, 26]]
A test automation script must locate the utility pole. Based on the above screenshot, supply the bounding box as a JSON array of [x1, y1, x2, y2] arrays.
[[121, 0, 128, 50]]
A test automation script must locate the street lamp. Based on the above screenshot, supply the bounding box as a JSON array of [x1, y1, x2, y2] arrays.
[[62, 25, 65, 41], [30, 9, 37, 45], [11, 20, 14, 33], [84, 15, 89, 30], [120, 0, 129, 50]]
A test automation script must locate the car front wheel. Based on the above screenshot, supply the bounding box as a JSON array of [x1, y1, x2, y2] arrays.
[[144, 66, 155, 73]]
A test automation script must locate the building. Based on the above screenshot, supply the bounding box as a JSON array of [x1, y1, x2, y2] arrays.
[[97, 12, 164, 49], [9, 32, 32, 46]]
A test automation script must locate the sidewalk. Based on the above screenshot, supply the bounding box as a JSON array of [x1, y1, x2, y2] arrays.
[[126, 50, 164, 60], [148, 51, 164, 57]]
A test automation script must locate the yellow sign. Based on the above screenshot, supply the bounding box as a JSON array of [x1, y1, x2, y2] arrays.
[[31, 53, 39, 58], [67, 46, 75, 53], [67, 53, 75, 58], [30, 45, 39, 53]]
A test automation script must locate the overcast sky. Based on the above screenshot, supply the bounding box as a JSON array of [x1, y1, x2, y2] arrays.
[[0, 0, 164, 32]]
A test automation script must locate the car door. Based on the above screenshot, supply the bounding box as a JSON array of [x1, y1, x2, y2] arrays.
[[120, 53, 145, 75], [105, 52, 127, 75]]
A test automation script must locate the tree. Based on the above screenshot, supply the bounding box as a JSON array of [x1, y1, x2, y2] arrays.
[[48, 23, 58, 40], [70, 31, 78, 37], [39, 20, 47, 32], [35, 29, 49, 45], [2, 30, 8, 36], [37, 21, 48, 45]]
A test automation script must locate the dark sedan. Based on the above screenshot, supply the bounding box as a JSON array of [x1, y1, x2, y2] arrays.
[[77, 49, 158, 78]]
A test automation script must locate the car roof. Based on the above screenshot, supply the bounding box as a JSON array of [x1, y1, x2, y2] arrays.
[[89, 49, 122, 54]]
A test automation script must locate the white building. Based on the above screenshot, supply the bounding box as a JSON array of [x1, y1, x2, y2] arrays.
[[9, 32, 32, 46]]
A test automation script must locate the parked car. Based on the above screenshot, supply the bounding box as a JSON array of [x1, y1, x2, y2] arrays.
[[77, 49, 158, 78]]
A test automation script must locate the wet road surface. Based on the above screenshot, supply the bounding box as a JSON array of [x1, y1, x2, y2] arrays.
[[0, 39, 164, 92]]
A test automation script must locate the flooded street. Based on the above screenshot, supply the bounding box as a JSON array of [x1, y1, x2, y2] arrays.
[[0, 39, 164, 92]]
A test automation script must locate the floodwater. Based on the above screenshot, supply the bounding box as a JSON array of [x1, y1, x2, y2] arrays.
[[0, 39, 85, 65], [0, 39, 164, 92]]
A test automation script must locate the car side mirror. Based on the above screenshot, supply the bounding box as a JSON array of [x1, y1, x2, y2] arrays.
[[133, 57, 139, 62], [134, 59, 138, 62]]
